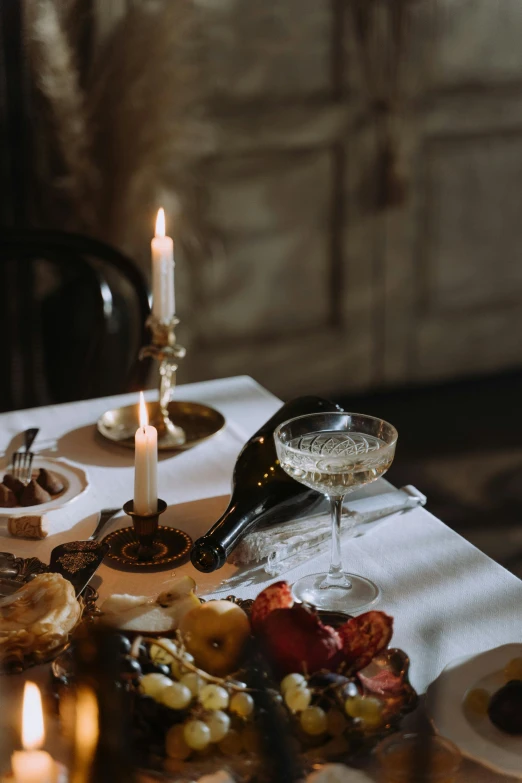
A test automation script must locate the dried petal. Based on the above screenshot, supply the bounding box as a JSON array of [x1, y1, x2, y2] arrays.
[[250, 580, 293, 633], [358, 669, 403, 697], [338, 611, 393, 673]]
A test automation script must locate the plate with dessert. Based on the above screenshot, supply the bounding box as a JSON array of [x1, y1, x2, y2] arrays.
[[0, 456, 89, 515], [426, 644, 522, 778]]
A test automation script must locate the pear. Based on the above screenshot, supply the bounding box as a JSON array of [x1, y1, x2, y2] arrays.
[[101, 575, 200, 634], [179, 600, 251, 677], [0, 573, 80, 664]]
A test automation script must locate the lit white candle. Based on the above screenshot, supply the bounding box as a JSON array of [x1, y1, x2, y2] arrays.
[[12, 682, 54, 783], [134, 392, 158, 515], [151, 207, 175, 321]]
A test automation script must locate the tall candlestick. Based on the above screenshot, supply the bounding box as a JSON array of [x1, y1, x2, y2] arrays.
[[134, 392, 158, 515], [151, 207, 175, 321], [12, 682, 54, 783]]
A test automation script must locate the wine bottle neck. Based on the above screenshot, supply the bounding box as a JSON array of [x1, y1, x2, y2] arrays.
[[191, 396, 341, 573], [191, 498, 260, 571]]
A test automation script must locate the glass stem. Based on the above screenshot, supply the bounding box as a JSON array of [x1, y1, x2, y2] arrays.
[[324, 496, 352, 589]]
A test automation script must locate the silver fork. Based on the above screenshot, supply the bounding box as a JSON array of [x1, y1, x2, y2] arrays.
[[88, 507, 121, 541], [11, 428, 39, 484]]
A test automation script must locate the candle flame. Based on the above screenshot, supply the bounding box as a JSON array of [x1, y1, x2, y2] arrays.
[[22, 682, 45, 751], [155, 207, 166, 238], [139, 391, 149, 429], [75, 686, 99, 774]]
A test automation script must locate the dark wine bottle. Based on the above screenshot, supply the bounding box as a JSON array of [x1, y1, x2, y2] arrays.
[[191, 395, 341, 572]]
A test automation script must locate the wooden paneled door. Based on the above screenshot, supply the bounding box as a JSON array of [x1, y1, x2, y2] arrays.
[[19, 1, 522, 398], [383, 0, 522, 389], [177, 0, 522, 397]]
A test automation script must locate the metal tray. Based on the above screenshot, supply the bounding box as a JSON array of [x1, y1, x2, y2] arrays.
[[0, 552, 98, 674]]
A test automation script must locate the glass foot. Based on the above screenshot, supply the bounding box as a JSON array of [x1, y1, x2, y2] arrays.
[[292, 572, 380, 613]]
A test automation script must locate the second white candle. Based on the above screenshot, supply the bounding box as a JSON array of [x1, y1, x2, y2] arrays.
[[134, 393, 158, 515], [151, 207, 175, 322]]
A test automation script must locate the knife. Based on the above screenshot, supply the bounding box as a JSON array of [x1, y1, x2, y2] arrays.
[[49, 507, 120, 596]]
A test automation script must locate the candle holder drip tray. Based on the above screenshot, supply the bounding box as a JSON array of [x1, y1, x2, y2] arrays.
[[97, 400, 225, 452], [104, 525, 192, 569], [104, 499, 192, 570]]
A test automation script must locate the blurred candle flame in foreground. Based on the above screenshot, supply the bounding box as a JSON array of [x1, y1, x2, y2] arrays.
[[22, 682, 45, 750], [155, 207, 165, 238], [13, 681, 54, 783], [139, 391, 149, 429], [72, 686, 99, 783]]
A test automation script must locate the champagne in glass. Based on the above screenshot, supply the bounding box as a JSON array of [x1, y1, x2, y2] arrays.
[[274, 413, 397, 613]]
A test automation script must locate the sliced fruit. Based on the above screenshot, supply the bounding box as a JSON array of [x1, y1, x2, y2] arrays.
[[337, 611, 393, 673], [256, 604, 342, 676], [101, 576, 200, 633], [250, 581, 294, 633]]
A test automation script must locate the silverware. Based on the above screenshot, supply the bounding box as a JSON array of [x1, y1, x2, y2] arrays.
[[0, 508, 121, 598], [88, 507, 121, 541], [11, 428, 39, 484], [49, 507, 121, 596]]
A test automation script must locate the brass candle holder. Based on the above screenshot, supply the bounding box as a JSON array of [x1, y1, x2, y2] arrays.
[[139, 315, 187, 448], [96, 313, 227, 451], [104, 498, 192, 570], [123, 498, 167, 559]]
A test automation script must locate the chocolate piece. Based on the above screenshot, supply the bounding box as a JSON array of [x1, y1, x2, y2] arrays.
[[488, 680, 522, 734], [19, 479, 51, 507], [36, 468, 64, 495], [3, 473, 24, 497], [0, 484, 17, 508]]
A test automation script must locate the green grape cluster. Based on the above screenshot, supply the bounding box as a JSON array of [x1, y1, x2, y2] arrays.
[[280, 670, 385, 740], [131, 637, 257, 759]]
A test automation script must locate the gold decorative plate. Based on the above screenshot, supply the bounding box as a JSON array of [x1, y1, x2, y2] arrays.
[[0, 552, 98, 674], [96, 400, 225, 451], [103, 525, 192, 569]]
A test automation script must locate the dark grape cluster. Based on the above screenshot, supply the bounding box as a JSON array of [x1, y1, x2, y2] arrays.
[[50, 633, 385, 767], [50, 634, 258, 764]]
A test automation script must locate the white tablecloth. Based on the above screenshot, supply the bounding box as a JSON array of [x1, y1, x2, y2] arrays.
[[1, 376, 521, 782]]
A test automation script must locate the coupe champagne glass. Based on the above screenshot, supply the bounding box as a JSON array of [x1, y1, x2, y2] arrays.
[[274, 412, 397, 613]]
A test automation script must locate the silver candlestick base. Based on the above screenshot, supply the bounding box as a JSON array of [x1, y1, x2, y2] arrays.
[[139, 315, 187, 448]]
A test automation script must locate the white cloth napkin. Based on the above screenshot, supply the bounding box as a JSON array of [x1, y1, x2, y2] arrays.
[[229, 485, 427, 575]]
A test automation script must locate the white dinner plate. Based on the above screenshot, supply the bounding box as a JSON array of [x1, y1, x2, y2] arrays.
[[0, 456, 89, 515], [426, 644, 522, 778]]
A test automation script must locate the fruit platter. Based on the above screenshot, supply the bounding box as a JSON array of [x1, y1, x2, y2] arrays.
[[50, 578, 417, 780]]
